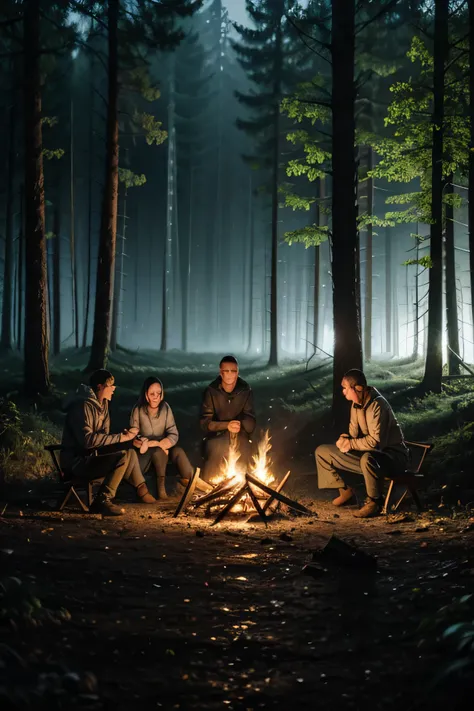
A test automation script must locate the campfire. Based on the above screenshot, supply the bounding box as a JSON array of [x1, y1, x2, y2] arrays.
[[173, 430, 311, 525]]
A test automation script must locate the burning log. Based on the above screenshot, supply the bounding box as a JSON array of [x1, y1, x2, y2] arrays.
[[173, 430, 313, 525]]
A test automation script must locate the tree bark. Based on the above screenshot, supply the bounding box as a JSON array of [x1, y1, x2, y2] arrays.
[[70, 98, 79, 349], [384, 226, 392, 353], [444, 176, 460, 375], [1, 102, 16, 350], [268, 12, 283, 367], [52, 206, 61, 356], [331, 0, 362, 421], [469, 0, 474, 347], [421, 0, 448, 393], [364, 147, 373, 362], [23, 0, 50, 396], [86, 0, 119, 372]]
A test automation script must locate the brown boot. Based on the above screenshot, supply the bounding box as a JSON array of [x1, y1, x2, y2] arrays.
[[157, 476, 168, 500], [332, 487, 355, 506], [353, 498, 382, 518], [136, 482, 157, 504]]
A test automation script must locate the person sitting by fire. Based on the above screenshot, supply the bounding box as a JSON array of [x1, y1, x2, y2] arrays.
[[60, 369, 157, 516], [200, 355, 256, 483], [129, 376, 194, 499], [315, 368, 408, 518]]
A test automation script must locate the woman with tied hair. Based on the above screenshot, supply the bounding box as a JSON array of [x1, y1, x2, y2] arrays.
[[129, 376, 194, 499]]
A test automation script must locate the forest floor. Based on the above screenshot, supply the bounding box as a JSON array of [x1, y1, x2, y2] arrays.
[[1, 493, 474, 711], [1, 350, 474, 709]]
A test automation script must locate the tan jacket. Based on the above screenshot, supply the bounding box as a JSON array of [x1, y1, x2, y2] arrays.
[[348, 387, 408, 463]]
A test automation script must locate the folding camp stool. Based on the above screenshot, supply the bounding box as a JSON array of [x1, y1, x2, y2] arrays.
[[382, 441, 433, 514], [44, 444, 104, 512]]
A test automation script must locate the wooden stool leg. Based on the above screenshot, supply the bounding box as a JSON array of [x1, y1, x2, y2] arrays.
[[382, 480, 395, 514]]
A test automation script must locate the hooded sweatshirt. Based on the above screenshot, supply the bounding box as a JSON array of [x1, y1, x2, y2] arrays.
[[348, 386, 408, 463], [60, 384, 121, 472], [200, 376, 256, 438]]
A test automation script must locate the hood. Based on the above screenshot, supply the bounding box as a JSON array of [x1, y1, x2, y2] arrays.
[[208, 376, 249, 395], [61, 384, 102, 413]]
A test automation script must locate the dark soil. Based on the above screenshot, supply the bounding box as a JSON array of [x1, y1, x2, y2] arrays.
[[1, 491, 473, 711]]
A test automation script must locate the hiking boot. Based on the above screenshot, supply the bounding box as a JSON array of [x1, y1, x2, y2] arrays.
[[353, 498, 383, 518], [332, 487, 356, 507], [136, 482, 157, 504], [89, 497, 125, 516], [157, 476, 168, 500]]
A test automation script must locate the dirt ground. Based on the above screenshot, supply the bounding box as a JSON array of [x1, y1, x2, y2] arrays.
[[1, 487, 474, 711]]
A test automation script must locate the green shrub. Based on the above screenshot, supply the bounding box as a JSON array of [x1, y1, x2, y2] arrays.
[[0, 399, 61, 486]]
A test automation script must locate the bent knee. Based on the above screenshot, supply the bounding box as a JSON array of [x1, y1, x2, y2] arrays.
[[315, 443, 331, 458]]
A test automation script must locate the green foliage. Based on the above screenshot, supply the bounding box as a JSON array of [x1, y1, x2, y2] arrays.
[[42, 148, 64, 160], [284, 224, 329, 247], [0, 399, 60, 484], [126, 66, 161, 102], [403, 255, 433, 268], [118, 168, 146, 189], [0, 576, 70, 628], [135, 111, 167, 146], [370, 34, 469, 227]]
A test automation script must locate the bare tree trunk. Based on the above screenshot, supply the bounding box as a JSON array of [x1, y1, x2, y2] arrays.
[[364, 147, 373, 362], [161, 60, 176, 352], [469, 0, 474, 346], [268, 17, 283, 367], [52, 206, 61, 356], [385, 226, 392, 353], [313, 177, 325, 351], [110, 186, 127, 351], [421, 0, 448, 393], [87, 0, 119, 372], [70, 98, 79, 349], [445, 176, 460, 374], [82, 55, 95, 349], [1, 102, 16, 350], [23, 0, 50, 396], [17, 188, 24, 352], [331, 0, 362, 421]]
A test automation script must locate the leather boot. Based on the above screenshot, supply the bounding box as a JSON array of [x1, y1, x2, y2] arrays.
[[90, 492, 125, 516], [157, 476, 168, 500], [136, 482, 157, 504], [332, 487, 356, 506]]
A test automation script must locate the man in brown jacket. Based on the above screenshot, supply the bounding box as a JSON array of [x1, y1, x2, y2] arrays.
[[315, 369, 408, 518], [200, 355, 256, 483]]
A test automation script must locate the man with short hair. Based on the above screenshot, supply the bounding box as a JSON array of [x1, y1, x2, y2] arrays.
[[200, 355, 256, 483], [315, 369, 408, 518], [61, 369, 156, 516]]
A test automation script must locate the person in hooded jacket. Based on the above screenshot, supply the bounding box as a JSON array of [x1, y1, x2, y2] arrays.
[[200, 355, 256, 483], [129, 376, 194, 499], [60, 369, 157, 516], [315, 368, 409, 518]]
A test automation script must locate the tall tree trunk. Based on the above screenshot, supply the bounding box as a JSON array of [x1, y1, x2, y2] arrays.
[[313, 177, 325, 352], [413, 230, 420, 359], [384, 226, 392, 353], [445, 176, 460, 374], [268, 16, 283, 367], [52, 206, 61, 356], [70, 98, 79, 349], [82, 54, 95, 349], [331, 0, 362, 421], [17, 188, 24, 352], [161, 60, 176, 352], [110, 186, 127, 351], [23, 0, 50, 396], [1, 102, 16, 350], [246, 173, 255, 353], [421, 0, 448, 393], [364, 147, 373, 362], [469, 0, 474, 346], [86, 0, 119, 372]]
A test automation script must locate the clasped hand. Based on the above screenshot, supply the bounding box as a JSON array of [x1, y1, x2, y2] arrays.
[[228, 420, 241, 434], [336, 434, 351, 453]]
